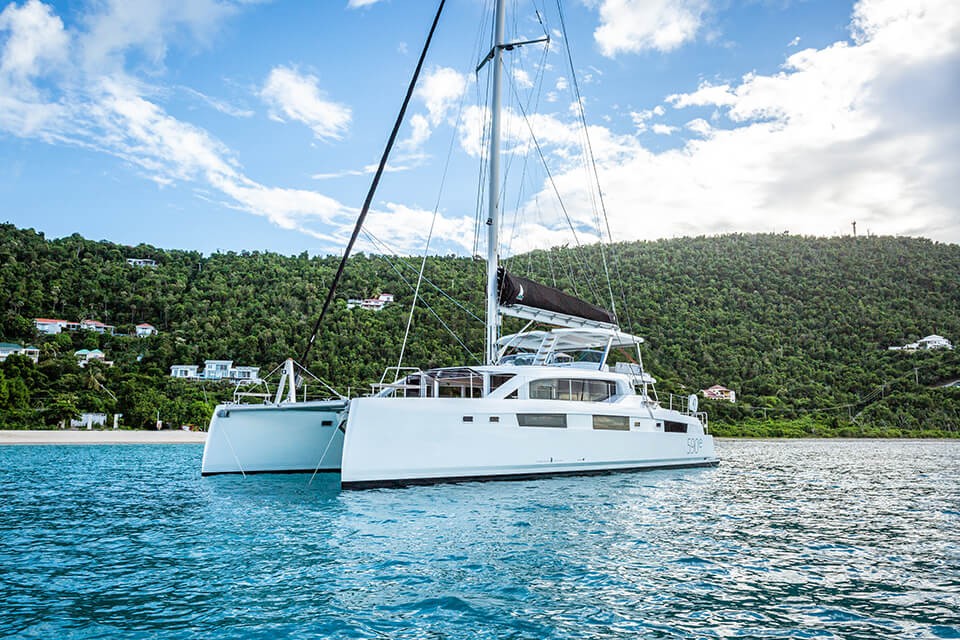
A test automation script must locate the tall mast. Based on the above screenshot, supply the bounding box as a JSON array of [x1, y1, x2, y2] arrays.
[[485, 0, 507, 365]]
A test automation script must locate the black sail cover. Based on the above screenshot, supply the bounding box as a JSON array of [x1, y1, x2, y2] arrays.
[[497, 268, 616, 325]]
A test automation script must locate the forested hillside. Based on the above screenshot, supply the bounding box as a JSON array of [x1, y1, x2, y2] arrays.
[[1, 223, 958, 435]]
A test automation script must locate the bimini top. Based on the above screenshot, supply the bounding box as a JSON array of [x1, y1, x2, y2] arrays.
[[497, 327, 644, 352]]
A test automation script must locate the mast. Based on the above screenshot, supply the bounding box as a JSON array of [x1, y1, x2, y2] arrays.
[[485, 0, 507, 365]]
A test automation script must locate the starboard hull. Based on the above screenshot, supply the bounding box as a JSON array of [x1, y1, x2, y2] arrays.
[[201, 400, 348, 476], [340, 397, 718, 489]]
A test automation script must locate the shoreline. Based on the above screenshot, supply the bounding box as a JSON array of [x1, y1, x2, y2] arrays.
[[0, 430, 207, 445]]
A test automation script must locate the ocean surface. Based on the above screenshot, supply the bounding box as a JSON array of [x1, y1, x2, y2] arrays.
[[1, 439, 958, 639]]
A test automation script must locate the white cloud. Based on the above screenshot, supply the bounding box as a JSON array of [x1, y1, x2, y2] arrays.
[[666, 81, 736, 108], [685, 117, 711, 136], [400, 66, 469, 151], [513, 68, 533, 89], [0, 1, 359, 245], [788, 36, 800, 47], [79, 0, 236, 72], [346, 0, 384, 8], [260, 66, 351, 141], [651, 123, 677, 135], [590, 0, 710, 56], [415, 66, 468, 126], [181, 86, 253, 118], [0, 0, 68, 80], [531, 0, 960, 246]]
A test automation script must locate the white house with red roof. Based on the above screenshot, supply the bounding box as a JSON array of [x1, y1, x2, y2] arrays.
[[702, 384, 737, 403], [135, 323, 158, 337], [80, 319, 115, 335], [35, 318, 71, 334]]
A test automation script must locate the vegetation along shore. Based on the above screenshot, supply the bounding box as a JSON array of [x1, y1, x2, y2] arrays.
[[0, 224, 957, 437]]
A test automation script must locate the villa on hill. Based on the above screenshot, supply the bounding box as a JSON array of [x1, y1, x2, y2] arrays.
[[170, 359, 261, 383], [0, 342, 40, 363], [34, 318, 80, 334], [35, 317, 154, 337], [135, 323, 158, 337], [702, 384, 736, 403], [126, 258, 157, 267], [347, 293, 395, 311], [888, 335, 953, 352], [75, 349, 113, 368]]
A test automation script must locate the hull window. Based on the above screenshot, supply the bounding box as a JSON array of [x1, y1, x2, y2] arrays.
[[517, 413, 567, 428], [664, 421, 688, 433], [592, 415, 629, 431]]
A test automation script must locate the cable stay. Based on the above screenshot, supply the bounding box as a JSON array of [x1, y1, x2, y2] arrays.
[[300, 0, 447, 365]]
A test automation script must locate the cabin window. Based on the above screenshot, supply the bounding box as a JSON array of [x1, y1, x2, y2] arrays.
[[505, 389, 518, 399], [489, 374, 516, 392], [431, 368, 484, 398], [518, 413, 567, 428], [593, 415, 629, 431], [528, 378, 616, 402], [664, 420, 688, 433]]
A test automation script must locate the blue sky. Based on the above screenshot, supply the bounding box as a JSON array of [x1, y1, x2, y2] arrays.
[[0, 0, 957, 257]]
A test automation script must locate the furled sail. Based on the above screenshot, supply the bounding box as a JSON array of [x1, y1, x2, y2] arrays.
[[497, 268, 616, 325]]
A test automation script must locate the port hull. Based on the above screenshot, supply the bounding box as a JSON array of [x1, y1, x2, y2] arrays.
[[201, 400, 347, 476]]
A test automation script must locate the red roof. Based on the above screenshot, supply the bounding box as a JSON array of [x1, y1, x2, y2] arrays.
[[136, 323, 155, 328], [35, 318, 69, 323]]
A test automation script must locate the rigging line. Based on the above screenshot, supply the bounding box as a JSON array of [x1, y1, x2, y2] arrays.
[[300, 0, 447, 365], [504, 36, 551, 263], [366, 231, 480, 363], [470, 0, 496, 259], [555, 0, 619, 322], [361, 230, 483, 323], [396, 82, 471, 376], [472, 47, 495, 258], [505, 72, 606, 306]]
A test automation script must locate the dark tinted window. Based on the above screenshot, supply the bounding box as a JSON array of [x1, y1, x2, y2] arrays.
[[517, 413, 567, 428], [593, 415, 629, 430]]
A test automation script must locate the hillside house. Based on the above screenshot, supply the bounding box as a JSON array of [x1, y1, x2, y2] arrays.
[[170, 360, 261, 383], [170, 364, 199, 379], [347, 293, 394, 311], [135, 323, 158, 337], [360, 298, 386, 311], [35, 318, 73, 334], [75, 349, 113, 368], [889, 335, 954, 352], [702, 384, 736, 403], [80, 319, 115, 335], [0, 342, 40, 363], [126, 258, 157, 267]]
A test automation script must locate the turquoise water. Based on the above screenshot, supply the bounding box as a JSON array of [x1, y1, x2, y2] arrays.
[[1, 440, 958, 639]]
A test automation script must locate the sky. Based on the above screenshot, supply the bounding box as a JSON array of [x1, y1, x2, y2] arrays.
[[0, 0, 957, 257]]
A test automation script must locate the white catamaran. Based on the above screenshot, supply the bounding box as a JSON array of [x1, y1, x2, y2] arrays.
[[201, 0, 718, 487]]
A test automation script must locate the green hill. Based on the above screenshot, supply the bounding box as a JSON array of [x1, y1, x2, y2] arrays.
[[1, 223, 958, 435]]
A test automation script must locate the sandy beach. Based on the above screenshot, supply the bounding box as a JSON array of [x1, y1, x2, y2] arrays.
[[0, 430, 208, 445]]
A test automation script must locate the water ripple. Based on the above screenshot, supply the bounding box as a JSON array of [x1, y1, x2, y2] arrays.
[[1, 440, 958, 638]]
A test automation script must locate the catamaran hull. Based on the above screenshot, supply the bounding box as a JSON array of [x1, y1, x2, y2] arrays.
[[201, 401, 348, 476], [340, 398, 718, 489]]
